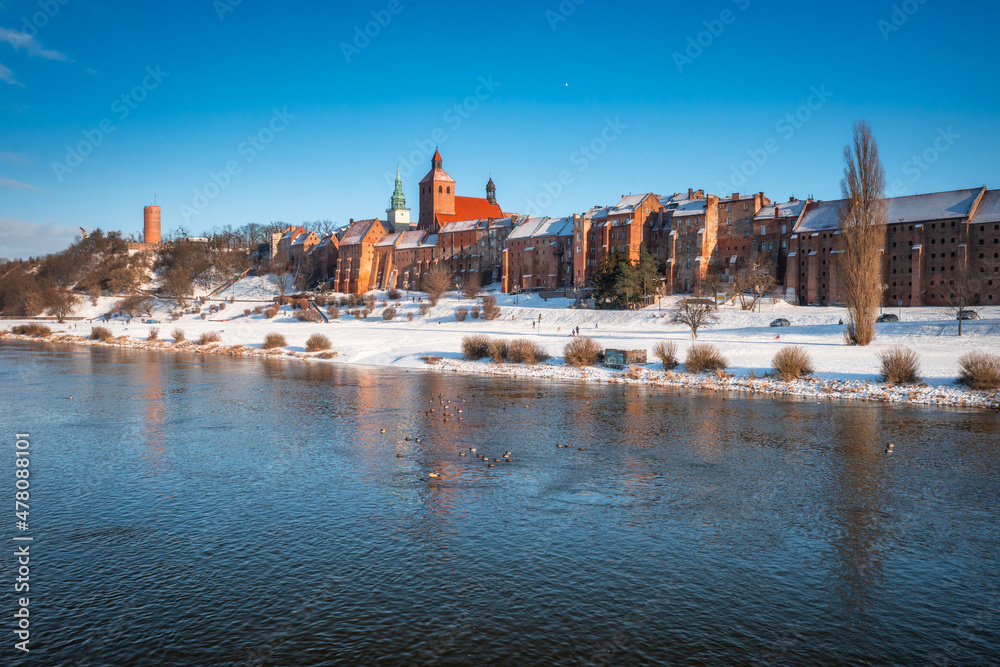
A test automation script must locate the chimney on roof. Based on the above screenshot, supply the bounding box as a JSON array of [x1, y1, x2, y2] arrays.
[[732, 192, 740, 200], [688, 188, 693, 200]]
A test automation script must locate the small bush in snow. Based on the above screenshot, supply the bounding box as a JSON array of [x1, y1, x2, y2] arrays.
[[685, 344, 728, 373], [264, 307, 278, 319], [455, 307, 468, 322], [295, 310, 320, 322], [244, 308, 252, 317], [488, 338, 509, 363], [406, 312, 414, 322], [564, 337, 602, 367], [652, 341, 679, 370], [958, 351, 1000, 390], [172, 328, 185, 343], [148, 327, 159, 341], [90, 326, 113, 342], [198, 331, 221, 345], [772, 346, 814, 381], [382, 307, 397, 321], [364, 293, 377, 310], [462, 334, 491, 360], [878, 346, 921, 385], [482, 296, 501, 321], [387, 289, 402, 301], [305, 334, 332, 352], [508, 338, 548, 365], [328, 306, 339, 320], [419, 304, 429, 317], [471, 306, 481, 320], [262, 333, 286, 349], [12, 323, 51, 337]]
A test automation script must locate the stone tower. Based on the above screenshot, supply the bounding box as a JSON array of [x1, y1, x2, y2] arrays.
[[386, 165, 412, 231], [486, 177, 497, 205]]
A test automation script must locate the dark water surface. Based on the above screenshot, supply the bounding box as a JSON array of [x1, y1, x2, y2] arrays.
[[2, 341, 999, 666]]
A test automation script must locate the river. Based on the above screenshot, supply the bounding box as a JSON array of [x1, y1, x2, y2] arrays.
[[2, 340, 999, 665]]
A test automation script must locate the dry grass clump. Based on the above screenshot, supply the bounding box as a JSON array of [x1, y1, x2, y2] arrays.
[[148, 327, 159, 341], [652, 340, 679, 370], [482, 296, 501, 321], [564, 336, 602, 367], [685, 343, 728, 373], [328, 306, 340, 320], [772, 346, 815, 381], [262, 333, 286, 349], [382, 307, 397, 321], [488, 338, 509, 363], [878, 346, 921, 385], [462, 334, 491, 360], [318, 351, 338, 360], [454, 307, 468, 322], [295, 310, 321, 323], [12, 323, 52, 337], [420, 355, 443, 365], [958, 351, 1000, 390], [172, 328, 185, 343], [198, 331, 222, 345], [305, 334, 332, 352], [90, 326, 113, 341], [624, 365, 644, 380], [508, 338, 549, 365]]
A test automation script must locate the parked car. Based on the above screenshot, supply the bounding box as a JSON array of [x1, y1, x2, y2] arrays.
[[876, 313, 899, 323], [145, 319, 159, 324], [769, 318, 790, 327], [957, 311, 979, 321]]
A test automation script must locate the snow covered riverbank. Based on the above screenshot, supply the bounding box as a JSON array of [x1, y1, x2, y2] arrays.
[[2, 279, 998, 410]]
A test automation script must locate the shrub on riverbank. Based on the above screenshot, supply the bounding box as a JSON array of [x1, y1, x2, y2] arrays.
[[564, 337, 602, 367], [90, 326, 113, 342], [262, 333, 286, 349], [508, 338, 549, 365], [958, 351, 1000, 390], [172, 328, 185, 343], [686, 343, 727, 373], [652, 341, 679, 370], [148, 327, 159, 341], [488, 338, 509, 363], [462, 334, 491, 360], [198, 332, 221, 345], [12, 323, 52, 337], [772, 346, 814, 380], [306, 334, 332, 352], [878, 346, 921, 385]]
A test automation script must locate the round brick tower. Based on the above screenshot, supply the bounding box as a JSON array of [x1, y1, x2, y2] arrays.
[[144, 205, 161, 245]]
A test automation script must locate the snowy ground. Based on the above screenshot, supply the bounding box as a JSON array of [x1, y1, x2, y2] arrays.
[[3, 276, 999, 409]]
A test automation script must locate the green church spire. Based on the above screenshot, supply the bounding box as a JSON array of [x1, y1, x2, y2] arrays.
[[390, 165, 406, 211]]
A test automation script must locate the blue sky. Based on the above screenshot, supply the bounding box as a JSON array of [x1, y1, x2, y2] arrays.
[[1, 0, 998, 259]]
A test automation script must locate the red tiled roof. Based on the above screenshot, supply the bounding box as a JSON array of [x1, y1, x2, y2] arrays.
[[432, 149, 443, 162], [436, 196, 503, 225]]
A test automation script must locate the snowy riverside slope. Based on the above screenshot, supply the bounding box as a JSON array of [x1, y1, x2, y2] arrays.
[[4, 275, 999, 406]]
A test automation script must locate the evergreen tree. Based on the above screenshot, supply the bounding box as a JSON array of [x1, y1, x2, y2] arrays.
[[592, 251, 627, 308]]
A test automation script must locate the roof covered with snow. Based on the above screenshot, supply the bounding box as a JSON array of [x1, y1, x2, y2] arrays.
[[670, 199, 708, 217], [796, 188, 983, 233], [340, 219, 386, 246], [375, 233, 401, 247], [610, 193, 656, 214], [395, 230, 426, 249], [971, 189, 1000, 224], [439, 218, 488, 234], [756, 198, 808, 220]]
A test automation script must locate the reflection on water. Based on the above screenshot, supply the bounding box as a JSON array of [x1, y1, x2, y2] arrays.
[[2, 340, 1000, 666]]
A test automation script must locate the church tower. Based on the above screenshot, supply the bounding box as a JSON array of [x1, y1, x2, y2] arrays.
[[386, 166, 412, 232], [486, 177, 497, 205], [418, 149, 455, 232]]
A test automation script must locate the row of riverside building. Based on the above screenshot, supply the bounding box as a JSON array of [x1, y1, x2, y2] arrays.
[[270, 150, 1000, 308]]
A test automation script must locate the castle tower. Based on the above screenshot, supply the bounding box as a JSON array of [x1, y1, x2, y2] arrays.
[[486, 177, 496, 205], [418, 149, 455, 232], [386, 166, 412, 231], [144, 203, 161, 245]]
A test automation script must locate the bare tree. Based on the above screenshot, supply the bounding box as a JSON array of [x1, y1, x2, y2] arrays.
[[703, 272, 724, 310], [732, 258, 776, 312], [269, 258, 293, 296], [839, 120, 887, 346], [45, 288, 81, 323], [422, 264, 452, 306], [462, 271, 482, 299], [948, 262, 981, 336], [672, 300, 717, 338]]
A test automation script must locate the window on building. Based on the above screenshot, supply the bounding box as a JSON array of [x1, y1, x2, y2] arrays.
[[744, 230, 750, 237], [781, 224, 787, 234], [447, 187, 451, 194], [760, 226, 766, 235]]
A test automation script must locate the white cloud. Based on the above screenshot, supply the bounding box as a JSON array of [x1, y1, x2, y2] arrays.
[[0, 218, 78, 260], [0, 27, 68, 60], [0, 177, 37, 190], [0, 61, 22, 86]]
